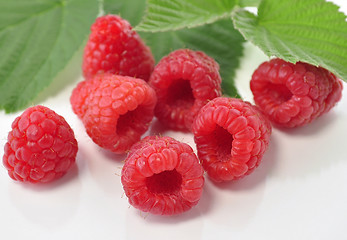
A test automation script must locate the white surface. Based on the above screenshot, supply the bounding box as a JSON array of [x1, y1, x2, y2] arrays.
[[1, 2, 347, 239]]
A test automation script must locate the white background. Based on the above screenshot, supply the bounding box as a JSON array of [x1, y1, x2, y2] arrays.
[[1, 1, 347, 239]]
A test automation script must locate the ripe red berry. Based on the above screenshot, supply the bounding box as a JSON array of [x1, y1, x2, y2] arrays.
[[250, 58, 343, 128], [82, 14, 155, 81], [121, 136, 204, 215], [192, 97, 271, 182], [149, 49, 222, 131], [70, 74, 157, 153], [2, 105, 78, 183]]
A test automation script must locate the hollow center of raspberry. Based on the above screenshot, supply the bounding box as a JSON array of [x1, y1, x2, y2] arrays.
[[117, 107, 144, 137], [266, 83, 293, 104], [214, 125, 233, 162], [165, 79, 195, 110], [146, 169, 182, 194], [117, 111, 134, 137]]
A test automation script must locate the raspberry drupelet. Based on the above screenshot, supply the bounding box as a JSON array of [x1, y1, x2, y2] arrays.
[[192, 97, 271, 182], [70, 74, 157, 153], [121, 136, 204, 215], [250, 58, 343, 128], [2, 105, 78, 183], [149, 49, 222, 131], [82, 14, 155, 81]]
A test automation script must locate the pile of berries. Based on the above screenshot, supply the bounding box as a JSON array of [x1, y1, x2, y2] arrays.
[[2, 15, 343, 216]]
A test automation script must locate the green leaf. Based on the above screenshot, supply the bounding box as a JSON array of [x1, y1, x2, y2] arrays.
[[104, 0, 245, 97], [0, 0, 99, 112], [239, 0, 261, 7], [146, 21, 245, 97], [104, 0, 146, 26], [135, 0, 238, 32], [232, 0, 347, 81]]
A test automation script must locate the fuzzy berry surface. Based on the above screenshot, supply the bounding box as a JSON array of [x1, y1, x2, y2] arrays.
[[82, 14, 155, 81], [149, 49, 222, 131], [250, 58, 343, 128], [2, 105, 78, 183], [70, 74, 157, 153], [121, 136, 204, 215], [192, 97, 271, 182]]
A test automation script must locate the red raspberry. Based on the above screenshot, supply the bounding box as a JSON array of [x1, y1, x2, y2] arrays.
[[70, 74, 157, 153], [82, 15, 155, 81], [2, 105, 78, 183], [250, 58, 343, 128], [192, 97, 271, 182], [149, 49, 222, 131], [121, 136, 204, 215]]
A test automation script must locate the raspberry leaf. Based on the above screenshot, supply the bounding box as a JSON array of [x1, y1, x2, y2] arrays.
[[135, 0, 238, 32], [232, 0, 347, 81], [239, 0, 261, 7], [143, 22, 245, 97], [0, 0, 99, 113], [103, 0, 146, 26], [104, 0, 245, 97]]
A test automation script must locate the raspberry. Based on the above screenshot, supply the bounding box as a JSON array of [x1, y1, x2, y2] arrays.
[[70, 74, 157, 153], [121, 136, 204, 215], [250, 58, 343, 128], [82, 15, 155, 81], [192, 97, 271, 182], [2, 105, 78, 183], [149, 49, 222, 131]]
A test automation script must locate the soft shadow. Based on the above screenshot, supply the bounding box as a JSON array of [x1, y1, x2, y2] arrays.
[[276, 111, 338, 136], [9, 165, 81, 229], [126, 207, 204, 240], [99, 148, 127, 162], [271, 122, 347, 179], [79, 144, 125, 196], [149, 118, 191, 136]]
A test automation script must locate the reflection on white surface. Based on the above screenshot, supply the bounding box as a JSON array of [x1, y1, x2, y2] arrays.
[[1, 1, 347, 239], [8, 165, 81, 228]]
